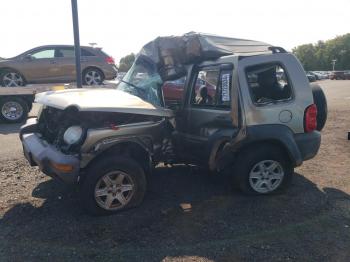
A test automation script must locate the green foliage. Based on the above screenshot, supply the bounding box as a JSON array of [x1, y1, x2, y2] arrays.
[[118, 53, 135, 72], [293, 33, 350, 71]]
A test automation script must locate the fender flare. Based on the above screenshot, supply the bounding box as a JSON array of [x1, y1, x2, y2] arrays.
[[217, 125, 303, 170]]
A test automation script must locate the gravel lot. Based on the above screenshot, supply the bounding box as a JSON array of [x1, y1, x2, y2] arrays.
[[1, 80, 350, 261]]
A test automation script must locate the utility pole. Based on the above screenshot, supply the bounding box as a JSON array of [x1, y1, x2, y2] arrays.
[[71, 0, 82, 88], [331, 59, 337, 71]]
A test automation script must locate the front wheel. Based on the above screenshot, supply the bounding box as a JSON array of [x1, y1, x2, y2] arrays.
[[80, 156, 147, 215], [232, 145, 293, 195]]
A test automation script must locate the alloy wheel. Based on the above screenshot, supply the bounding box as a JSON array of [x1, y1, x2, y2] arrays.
[[248, 160, 284, 193], [2, 72, 24, 87], [94, 171, 135, 210], [84, 70, 102, 85]]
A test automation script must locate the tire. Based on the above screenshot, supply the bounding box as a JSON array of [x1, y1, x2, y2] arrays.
[[82, 68, 104, 85], [0, 70, 25, 87], [0, 97, 29, 123], [80, 156, 147, 215], [311, 84, 327, 131], [232, 145, 294, 195]]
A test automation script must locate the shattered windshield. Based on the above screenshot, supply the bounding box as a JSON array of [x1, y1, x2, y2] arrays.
[[117, 57, 164, 107]]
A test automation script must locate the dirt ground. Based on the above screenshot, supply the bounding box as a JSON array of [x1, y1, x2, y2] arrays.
[[1, 80, 350, 262]]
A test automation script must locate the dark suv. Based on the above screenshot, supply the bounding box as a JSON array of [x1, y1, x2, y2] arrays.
[[0, 45, 118, 87]]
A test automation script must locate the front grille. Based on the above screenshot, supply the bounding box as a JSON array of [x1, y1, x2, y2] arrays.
[[38, 106, 65, 144]]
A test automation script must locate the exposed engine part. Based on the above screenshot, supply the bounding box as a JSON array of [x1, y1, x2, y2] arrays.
[[38, 105, 162, 153]]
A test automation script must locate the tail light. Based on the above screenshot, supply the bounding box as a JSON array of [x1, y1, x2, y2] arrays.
[[304, 104, 317, 132], [105, 56, 115, 65]]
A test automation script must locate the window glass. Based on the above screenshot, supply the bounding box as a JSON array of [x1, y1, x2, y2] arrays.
[[246, 64, 292, 105], [81, 49, 95, 57], [162, 77, 186, 106], [192, 68, 219, 106], [117, 58, 163, 107], [56, 48, 75, 58], [31, 49, 55, 59]]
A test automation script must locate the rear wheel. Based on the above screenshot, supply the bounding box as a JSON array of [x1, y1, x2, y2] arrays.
[[232, 145, 293, 195], [81, 156, 147, 215], [83, 68, 104, 85], [0, 97, 29, 123], [0, 71, 25, 87]]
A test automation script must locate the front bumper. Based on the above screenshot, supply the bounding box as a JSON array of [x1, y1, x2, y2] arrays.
[[21, 132, 80, 184]]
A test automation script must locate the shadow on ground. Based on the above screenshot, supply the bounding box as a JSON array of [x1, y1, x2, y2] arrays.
[[1, 166, 350, 261], [0, 123, 22, 134]]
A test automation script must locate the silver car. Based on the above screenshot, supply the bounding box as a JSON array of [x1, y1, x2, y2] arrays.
[[19, 33, 327, 215], [0, 45, 118, 87]]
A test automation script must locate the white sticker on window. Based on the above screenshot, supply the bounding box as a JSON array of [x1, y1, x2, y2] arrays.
[[221, 73, 230, 102]]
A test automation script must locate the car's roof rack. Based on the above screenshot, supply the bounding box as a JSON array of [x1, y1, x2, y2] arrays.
[[268, 46, 287, 53]]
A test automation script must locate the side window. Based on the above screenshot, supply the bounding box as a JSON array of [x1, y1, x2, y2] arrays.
[[162, 77, 186, 107], [191, 67, 232, 109], [246, 63, 292, 105], [30, 49, 55, 59], [56, 47, 75, 58], [192, 68, 220, 106], [81, 49, 96, 57]]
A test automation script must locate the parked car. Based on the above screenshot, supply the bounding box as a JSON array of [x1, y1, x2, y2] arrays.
[[20, 33, 327, 215], [306, 72, 316, 82], [329, 71, 350, 80], [0, 45, 118, 87]]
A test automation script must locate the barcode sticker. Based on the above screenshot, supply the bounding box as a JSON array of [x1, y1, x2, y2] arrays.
[[221, 73, 230, 102]]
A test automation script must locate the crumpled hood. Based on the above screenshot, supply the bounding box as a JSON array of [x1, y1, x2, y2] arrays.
[[35, 88, 173, 117]]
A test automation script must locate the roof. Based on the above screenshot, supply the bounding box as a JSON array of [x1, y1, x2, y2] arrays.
[[189, 32, 273, 55], [136, 32, 279, 81]]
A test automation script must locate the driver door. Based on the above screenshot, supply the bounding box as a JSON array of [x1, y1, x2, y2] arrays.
[[174, 63, 237, 164], [20, 47, 61, 83]]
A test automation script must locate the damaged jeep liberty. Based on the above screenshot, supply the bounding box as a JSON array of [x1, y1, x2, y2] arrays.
[[20, 33, 327, 215]]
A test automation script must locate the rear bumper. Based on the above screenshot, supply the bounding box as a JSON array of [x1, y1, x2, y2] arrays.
[[294, 131, 321, 162], [21, 132, 80, 184], [102, 65, 118, 80]]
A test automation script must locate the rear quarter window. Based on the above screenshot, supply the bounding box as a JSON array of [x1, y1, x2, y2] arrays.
[[246, 63, 293, 106], [81, 49, 96, 57]]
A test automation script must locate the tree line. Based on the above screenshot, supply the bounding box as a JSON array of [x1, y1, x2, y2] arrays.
[[292, 33, 350, 71]]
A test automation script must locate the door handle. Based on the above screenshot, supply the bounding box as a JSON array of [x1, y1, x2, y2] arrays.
[[50, 60, 57, 64]]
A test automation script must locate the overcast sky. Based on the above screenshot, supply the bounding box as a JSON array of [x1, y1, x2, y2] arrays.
[[1, 0, 349, 62]]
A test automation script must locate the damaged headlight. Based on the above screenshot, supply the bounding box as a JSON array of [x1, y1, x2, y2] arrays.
[[63, 126, 83, 145]]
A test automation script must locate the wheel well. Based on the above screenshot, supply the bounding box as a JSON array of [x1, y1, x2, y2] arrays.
[[82, 66, 105, 79], [85, 141, 151, 175], [236, 140, 293, 163], [217, 139, 294, 171]]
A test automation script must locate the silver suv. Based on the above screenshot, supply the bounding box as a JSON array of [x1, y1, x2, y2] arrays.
[[20, 33, 327, 215], [0, 45, 117, 87]]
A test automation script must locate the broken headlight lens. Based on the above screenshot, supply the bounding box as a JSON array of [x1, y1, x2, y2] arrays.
[[63, 126, 83, 145]]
